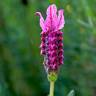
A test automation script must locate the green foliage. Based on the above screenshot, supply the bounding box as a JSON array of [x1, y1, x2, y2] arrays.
[[0, 0, 96, 96], [67, 90, 75, 96]]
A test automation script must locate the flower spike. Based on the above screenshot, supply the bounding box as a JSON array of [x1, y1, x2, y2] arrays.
[[36, 4, 65, 73]]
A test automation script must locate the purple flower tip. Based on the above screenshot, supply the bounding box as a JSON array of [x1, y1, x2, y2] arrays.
[[36, 4, 65, 73]]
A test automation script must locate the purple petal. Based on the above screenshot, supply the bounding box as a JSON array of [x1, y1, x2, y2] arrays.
[[36, 12, 46, 32], [46, 4, 57, 16], [57, 10, 65, 30], [45, 4, 58, 31]]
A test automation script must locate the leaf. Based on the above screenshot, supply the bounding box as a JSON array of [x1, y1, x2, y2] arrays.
[[67, 90, 75, 96]]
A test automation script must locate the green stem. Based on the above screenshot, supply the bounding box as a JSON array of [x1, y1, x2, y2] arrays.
[[49, 81, 55, 96], [48, 72, 57, 96]]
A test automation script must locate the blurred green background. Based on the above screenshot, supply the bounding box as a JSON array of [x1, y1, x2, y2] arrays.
[[0, 0, 96, 96]]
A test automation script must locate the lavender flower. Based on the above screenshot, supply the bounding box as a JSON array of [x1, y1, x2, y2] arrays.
[[36, 4, 65, 73]]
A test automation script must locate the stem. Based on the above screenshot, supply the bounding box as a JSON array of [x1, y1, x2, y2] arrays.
[[48, 72, 57, 96], [49, 81, 55, 96]]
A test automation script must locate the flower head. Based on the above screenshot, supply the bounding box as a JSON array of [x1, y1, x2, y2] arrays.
[[36, 4, 65, 73]]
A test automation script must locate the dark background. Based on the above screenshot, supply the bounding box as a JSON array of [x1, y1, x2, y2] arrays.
[[0, 0, 96, 96]]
